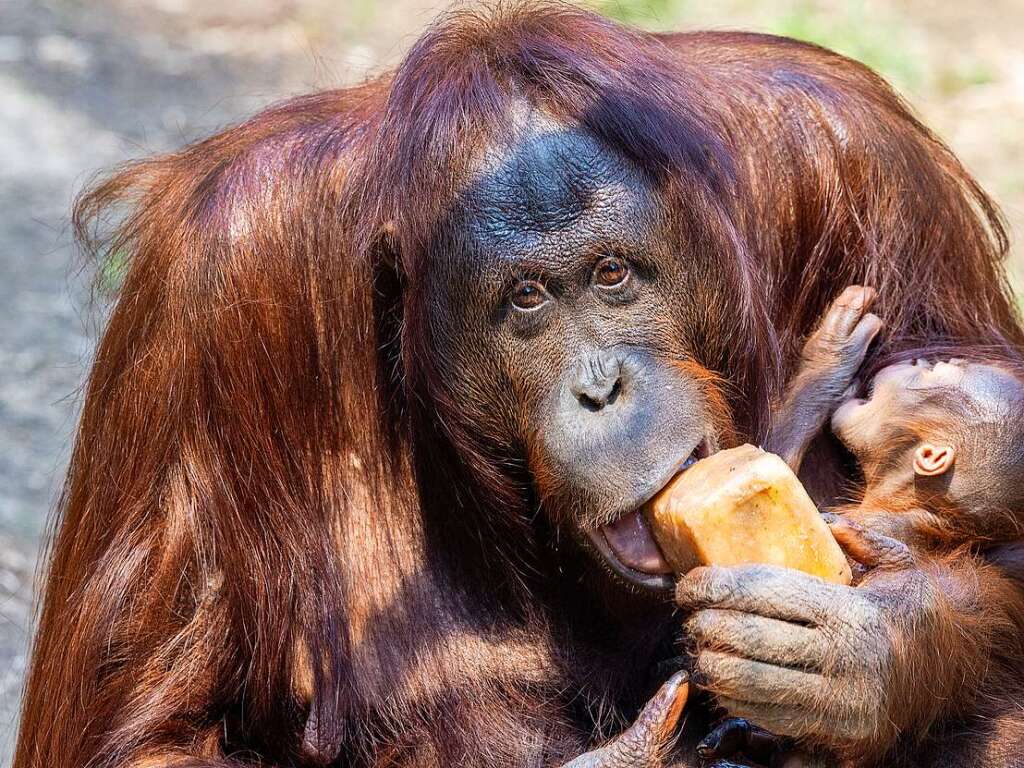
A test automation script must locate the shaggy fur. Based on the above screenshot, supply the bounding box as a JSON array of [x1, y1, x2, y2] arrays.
[[16, 3, 1024, 767]]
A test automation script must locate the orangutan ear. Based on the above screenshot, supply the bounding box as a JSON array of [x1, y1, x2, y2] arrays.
[[914, 443, 956, 477]]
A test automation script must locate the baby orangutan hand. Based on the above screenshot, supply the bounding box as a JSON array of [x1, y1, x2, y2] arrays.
[[676, 518, 925, 764], [561, 671, 689, 768], [766, 285, 882, 470]]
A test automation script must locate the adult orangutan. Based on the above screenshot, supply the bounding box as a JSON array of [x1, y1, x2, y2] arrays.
[[16, 3, 1024, 767]]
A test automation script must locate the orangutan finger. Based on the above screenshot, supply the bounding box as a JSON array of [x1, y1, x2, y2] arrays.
[[676, 565, 839, 625], [715, 696, 867, 744], [827, 516, 913, 569], [695, 652, 829, 707], [624, 669, 691, 746], [849, 313, 882, 357], [560, 670, 690, 767], [816, 285, 877, 339], [697, 716, 781, 764], [687, 609, 829, 671]]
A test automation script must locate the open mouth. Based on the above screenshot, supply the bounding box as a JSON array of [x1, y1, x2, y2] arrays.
[[587, 438, 710, 591]]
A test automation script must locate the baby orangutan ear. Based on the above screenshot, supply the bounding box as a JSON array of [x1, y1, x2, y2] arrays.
[[914, 443, 956, 477]]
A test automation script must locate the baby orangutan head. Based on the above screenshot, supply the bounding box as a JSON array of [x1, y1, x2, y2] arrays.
[[831, 358, 1024, 519]]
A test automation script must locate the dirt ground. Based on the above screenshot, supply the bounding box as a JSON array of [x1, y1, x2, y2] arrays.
[[0, 0, 1020, 763]]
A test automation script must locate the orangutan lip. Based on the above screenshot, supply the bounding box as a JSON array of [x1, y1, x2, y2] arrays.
[[588, 439, 709, 591], [587, 527, 675, 592], [601, 510, 673, 575]]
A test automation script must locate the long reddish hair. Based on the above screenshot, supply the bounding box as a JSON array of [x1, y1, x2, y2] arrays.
[[17, 3, 1022, 767]]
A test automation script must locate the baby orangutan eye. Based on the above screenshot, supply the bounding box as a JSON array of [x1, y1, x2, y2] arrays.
[[510, 280, 549, 311], [594, 255, 629, 288]]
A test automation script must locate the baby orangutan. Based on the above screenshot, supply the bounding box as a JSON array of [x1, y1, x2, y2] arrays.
[[682, 286, 1024, 767], [829, 355, 1024, 547]]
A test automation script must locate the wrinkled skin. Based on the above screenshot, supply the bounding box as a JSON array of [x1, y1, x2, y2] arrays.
[[678, 520, 920, 764], [427, 114, 734, 590]]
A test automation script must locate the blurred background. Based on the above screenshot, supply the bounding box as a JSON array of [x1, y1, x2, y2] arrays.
[[0, 0, 1021, 762]]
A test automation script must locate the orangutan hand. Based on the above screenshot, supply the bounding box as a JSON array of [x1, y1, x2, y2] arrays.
[[560, 671, 689, 768], [696, 717, 835, 767], [675, 520, 919, 760], [765, 284, 882, 470]]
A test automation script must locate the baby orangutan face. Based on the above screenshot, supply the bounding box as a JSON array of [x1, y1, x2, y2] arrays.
[[831, 358, 1024, 486]]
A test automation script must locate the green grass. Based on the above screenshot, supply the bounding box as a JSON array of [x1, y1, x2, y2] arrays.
[[338, 0, 379, 40], [765, 2, 921, 91], [98, 247, 129, 295], [593, 0, 678, 25], [594, 0, 923, 91]]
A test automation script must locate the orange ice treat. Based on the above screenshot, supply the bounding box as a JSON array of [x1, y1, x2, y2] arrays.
[[645, 444, 852, 584]]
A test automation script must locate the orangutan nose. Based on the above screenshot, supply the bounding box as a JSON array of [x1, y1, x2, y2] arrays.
[[571, 350, 628, 412]]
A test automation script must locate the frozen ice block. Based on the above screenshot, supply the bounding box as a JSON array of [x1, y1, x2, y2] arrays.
[[645, 444, 852, 584]]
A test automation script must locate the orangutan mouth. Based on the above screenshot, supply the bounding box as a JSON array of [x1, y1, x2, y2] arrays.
[[589, 439, 709, 588], [601, 507, 676, 575]]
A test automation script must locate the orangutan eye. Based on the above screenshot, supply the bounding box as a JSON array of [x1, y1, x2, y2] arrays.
[[510, 280, 549, 311], [593, 255, 629, 288]]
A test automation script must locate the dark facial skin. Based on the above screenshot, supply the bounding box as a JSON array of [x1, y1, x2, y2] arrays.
[[423, 113, 728, 591]]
